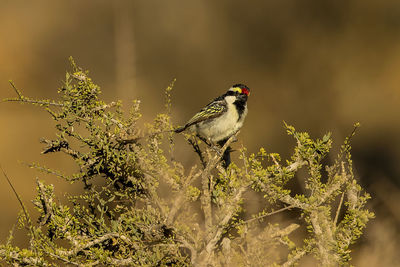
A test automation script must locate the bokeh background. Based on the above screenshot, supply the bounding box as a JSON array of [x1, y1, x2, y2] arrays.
[[0, 1, 399, 265]]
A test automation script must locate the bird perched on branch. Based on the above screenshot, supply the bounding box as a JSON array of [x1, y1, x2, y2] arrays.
[[175, 84, 250, 167]]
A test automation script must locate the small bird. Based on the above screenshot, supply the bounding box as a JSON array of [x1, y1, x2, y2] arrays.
[[175, 84, 250, 167]]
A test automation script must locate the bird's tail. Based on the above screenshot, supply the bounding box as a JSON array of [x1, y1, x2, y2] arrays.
[[221, 148, 232, 169], [174, 125, 186, 133]]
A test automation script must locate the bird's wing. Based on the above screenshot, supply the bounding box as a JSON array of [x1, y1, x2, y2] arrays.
[[184, 99, 227, 128]]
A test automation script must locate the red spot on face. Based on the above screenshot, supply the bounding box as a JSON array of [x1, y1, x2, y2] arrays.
[[241, 88, 250, 96]]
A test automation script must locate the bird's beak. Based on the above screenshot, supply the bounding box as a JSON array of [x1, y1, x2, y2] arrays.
[[238, 94, 248, 101]]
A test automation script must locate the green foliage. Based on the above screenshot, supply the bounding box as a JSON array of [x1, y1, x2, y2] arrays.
[[1, 59, 374, 266]]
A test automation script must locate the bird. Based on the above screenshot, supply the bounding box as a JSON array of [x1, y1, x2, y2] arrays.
[[175, 84, 250, 167]]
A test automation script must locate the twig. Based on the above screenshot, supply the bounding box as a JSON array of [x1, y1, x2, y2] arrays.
[[197, 183, 248, 266], [0, 249, 48, 266], [281, 247, 309, 267], [256, 159, 309, 209], [0, 165, 34, 234], [270, 154, 280, 167], [36, 179, 54, 226], [27, 162, 73, 182], [0, 165, 28, 221], [200, 134, 238, 237], [104, 115, 125, 129], [9, 80, 23, 98], [175, 234, 198, 264], [309, 210, 340, 265], [56, 232, 140, 258], [238, 205, 295, 226], [334, 192, 345, 228], [0, 164, 41, 259], [5, 81, 63, 107], [271, 223, 300, 239], [166, 166, 201, 225], [201, 153, 213, 235], [3, 97, 64, 107], [92, 101, 118, 111], [317, 162, 349, 207], [143, 172, 167, 218], [188, 138, 206, 169], [205, 186, 247, 253], [46, 252, 80, 266], [286, 159, 307, 172], [240, 146, 249, 176]]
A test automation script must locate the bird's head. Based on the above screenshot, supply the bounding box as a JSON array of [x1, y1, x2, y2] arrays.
[[226, 84, 250, 103], [228, 84, 250, 97]]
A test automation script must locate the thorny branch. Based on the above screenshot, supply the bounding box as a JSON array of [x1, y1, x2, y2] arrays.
[[200, 134, 238, 236], [1, 63, 373, 266], [166, 166, 201, 225], [5, 81, 64, 107], [238, 204, 295, 226]]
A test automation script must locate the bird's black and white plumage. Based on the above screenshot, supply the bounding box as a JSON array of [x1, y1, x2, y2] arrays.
[[175, 84, 250, 167]]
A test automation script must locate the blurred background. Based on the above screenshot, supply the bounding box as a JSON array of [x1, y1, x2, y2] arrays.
[[0, 1, 399, 265]]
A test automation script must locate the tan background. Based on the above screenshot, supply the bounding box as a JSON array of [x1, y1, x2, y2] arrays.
[[0, 1, 399, 265]]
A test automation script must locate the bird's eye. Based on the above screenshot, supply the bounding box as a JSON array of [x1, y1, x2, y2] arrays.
[[227, 91, 235, 96]]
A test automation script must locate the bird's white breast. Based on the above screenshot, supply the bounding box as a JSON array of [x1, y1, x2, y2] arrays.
[[193, 95, 248, 142]]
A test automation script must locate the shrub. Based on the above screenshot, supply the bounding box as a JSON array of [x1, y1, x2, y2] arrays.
[[1, 59, 374, 266]]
